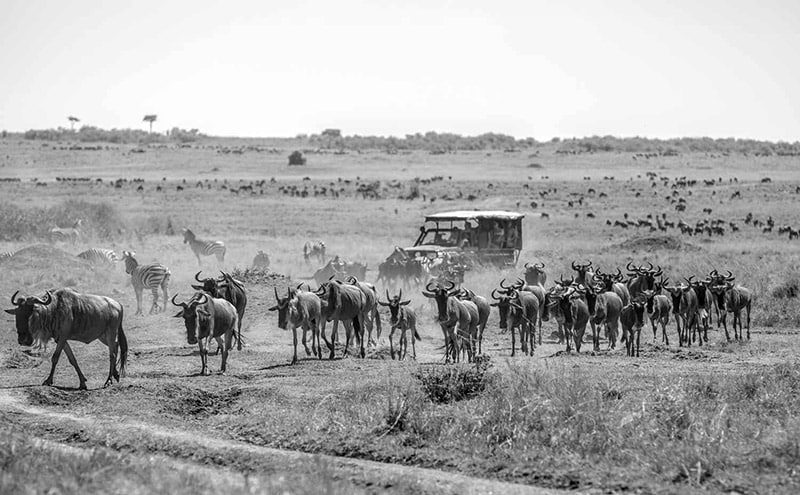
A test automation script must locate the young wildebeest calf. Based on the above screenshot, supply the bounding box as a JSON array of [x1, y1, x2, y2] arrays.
[[378, 290, 420, 360], [268, 286, 324, 364], [173, 293, 238, 375]]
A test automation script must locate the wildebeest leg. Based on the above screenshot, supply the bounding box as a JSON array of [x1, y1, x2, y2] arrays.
[[101, 337, 118, 387], [43, 338, 68, 387], [720, 312, 730, 342], [301, 325, 312, 356], [217, 336, 229, 374], [510, 324, 516, 357], [291, 326, 299, 364], [745, 303, 751, 340], [635, 326, 641, 357], [662, 316, 670, 346], [198, 339, 209, 376], [388, 324, 396, 360], [328, 320, 338, 360], [61, 342, 89, 390], [356, 315, 366, 359], [538, 310, 543, 346]]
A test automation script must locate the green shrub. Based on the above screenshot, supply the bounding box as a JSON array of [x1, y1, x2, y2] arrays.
[[413, 355, 494, 404]]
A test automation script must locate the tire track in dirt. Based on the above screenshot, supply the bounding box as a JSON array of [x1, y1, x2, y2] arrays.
[[0, 389, 563, 495]]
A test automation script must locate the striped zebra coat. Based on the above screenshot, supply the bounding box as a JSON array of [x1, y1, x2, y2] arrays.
[[77, 248, 119, 266], [122, 251, 171, 315], [182, 229, 226, 265]]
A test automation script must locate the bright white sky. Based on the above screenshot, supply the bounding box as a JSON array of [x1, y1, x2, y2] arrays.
[[1, 0, 798, 140]]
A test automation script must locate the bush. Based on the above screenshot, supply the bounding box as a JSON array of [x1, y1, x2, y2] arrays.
[[288, 150, 306, 166], [413, 355, 494, 404]]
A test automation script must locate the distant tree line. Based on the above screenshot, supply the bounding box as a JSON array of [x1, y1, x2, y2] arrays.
[[555, 135, 800, 156], [22, 126, 205, 144], [306, 130, 537, 152]]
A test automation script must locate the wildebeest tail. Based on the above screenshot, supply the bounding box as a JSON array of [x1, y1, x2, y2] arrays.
[[352, 316, 362, 345], [413, 328, 421, 341], [117, 317, 128, 378]]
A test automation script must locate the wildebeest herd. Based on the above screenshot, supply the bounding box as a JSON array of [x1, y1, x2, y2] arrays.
[[4, 223, 754, 389]]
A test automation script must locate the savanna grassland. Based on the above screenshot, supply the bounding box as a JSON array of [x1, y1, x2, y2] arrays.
[[1, 136, 799, 494]]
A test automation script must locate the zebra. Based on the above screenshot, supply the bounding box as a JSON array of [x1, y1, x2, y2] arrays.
[[77, 248, 119, 266], [0, 250, 15, 263], [121, 250, 171, 315], [182, 228, 226, 265], [49, 219, 82, 243]]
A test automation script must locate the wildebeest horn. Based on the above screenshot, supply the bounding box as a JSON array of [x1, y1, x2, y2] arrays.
[[524, 262, 531, 269], [571, 260, 580, 270], [195, 271, 205, 282], [535, 262, 544, 269], [653, 265, 662, 277], [386, 289, 391, 302], [725, 270, 734, 281], [626, 261, 637, 273], [710, 269, 719, 276], [328, 275, 336, 280], [398, 289, 403, 301], [445, 280, 455, 291], [32, 291, 52, 306], [646, 261, 654, 271], [171, 294, 187, 308], [491, 288, 502, 300], [425, 281, 438, 292], [274, 287, 280, 301], [10, 290, 22, 306], [499, 278, 512, 289]]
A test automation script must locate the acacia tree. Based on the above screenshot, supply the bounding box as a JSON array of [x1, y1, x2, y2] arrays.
[[68, 116, 80, 131], [143, 114, 157, 133]]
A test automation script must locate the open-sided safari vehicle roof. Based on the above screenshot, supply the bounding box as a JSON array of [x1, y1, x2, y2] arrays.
[[423, 210, 525, 222], [408, 210, 524, 266]]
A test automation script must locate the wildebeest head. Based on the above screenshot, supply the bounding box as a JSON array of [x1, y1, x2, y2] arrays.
[[489, 287, 512, 329], [378, 289, 410, 325], [571, 260, 593, 284], [641, 289, 656, 313], [182, 228, 195, 244], [663, 284, 684, 314], [267, 287, 295, 330], [192, 271, 220, 295], [686, 276, 710, 308], [172, 292, 206, 344], [422, 280, 457, 323], [524, 262, 546, 286], [5, 290, 52, 346]]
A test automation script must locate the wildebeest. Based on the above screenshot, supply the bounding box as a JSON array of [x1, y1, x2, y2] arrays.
[[620, 297, 646, 357], [121, 251, 171, 315], [312, 256, 368, 286], [709, 276, 752, 341], [303, 240, 326, 264], [192, 271, 247, 351], [316, 279, 368, 359], [504, 278, 545, 345], [504, 289, 539, 357], [378, 290, 420, 360], [664, 282, 698, 346], [422, 280, 472, 362], [182, 228, 226, 265], [5, 288, 127, 390], [268, 287, 324, 364], [641, 289, 672, 345], [523, 261, 547, 286], [571, 260, 595, 287], [345, 275, 382, 347], [590, 289, 623, 349], [457, 288, 490, 355], [172, 292, 238, 375]]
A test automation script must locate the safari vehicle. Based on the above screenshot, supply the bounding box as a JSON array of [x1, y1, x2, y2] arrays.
[[404, 210, 524, 267]]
